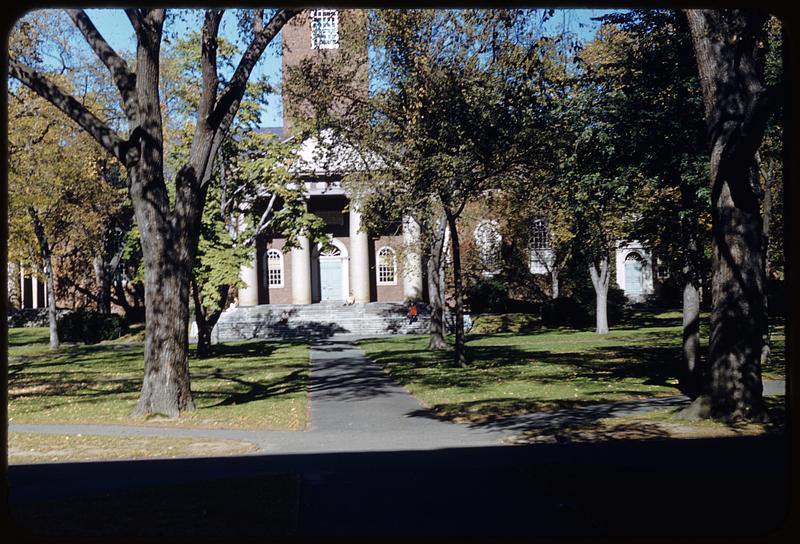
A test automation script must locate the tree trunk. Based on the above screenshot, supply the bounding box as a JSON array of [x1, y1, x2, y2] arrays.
[[759, 155, 772, 369], [8, 262, 22, 309], [684, 10, 774, 420], [681, 277, 701, 398], [446, 212, 466, 367], [191, 277, 229, 358], [589, 258, 609, 335], [44, 257, 59, 350], [132, 236, 195, 417], [30, 208, 59, 349], [551, 254, 567, 299], [127, 13, 197, 418], [92, 256, 112, 314], [551, 269, 560, 299], [680, 179, 702, 399], [426, 216, 449, 350]]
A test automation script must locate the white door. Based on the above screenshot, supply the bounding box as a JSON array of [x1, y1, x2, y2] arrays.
[[625, 257, 644, 295], [320, 259, 343, 301]]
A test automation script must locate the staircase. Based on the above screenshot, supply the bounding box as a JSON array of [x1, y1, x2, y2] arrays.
[[210, 301, 430, 342]]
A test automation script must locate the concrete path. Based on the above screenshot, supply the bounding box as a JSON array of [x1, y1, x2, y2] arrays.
[[9, 337, 786, 453]]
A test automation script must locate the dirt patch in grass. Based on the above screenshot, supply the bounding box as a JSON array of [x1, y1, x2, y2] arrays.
[[8, 432, 258, 464]]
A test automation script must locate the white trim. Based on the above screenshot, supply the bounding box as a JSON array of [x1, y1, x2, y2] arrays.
[[313, 238, 350, 301], [615, 241, 654, 299], [265, 249, 284, 289], [376, 246, 398, 286], [310, 9, 339, 49]]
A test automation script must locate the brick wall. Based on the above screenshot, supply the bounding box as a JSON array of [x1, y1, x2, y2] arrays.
[[370, 235, 405, 302], [282, 9, 368, 132]]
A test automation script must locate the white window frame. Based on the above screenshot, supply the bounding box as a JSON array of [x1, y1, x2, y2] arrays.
[[376, 246, 397, 285], [310, 9, 339, 49], [530, 219, 551, 250], [266, 249, 284, 288], [474, 220, 503, 275]]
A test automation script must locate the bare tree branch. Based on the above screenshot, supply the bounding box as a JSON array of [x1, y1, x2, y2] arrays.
[[198, 10, 223, 124], [9, 59, 134, 165], [125, 9, 145, 39], [209, 9, 300, 135], [254, 192, 278, 235], [65, 9, 138, 122]]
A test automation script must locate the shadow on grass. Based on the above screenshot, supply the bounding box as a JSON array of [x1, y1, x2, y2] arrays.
[[614, 311, 683, 330], [9, 338, 307, 414], [202, 369, 307, 408], [375, 340, 682, 394], [191, 340, 282, 361], [405, 395, 690, 431]]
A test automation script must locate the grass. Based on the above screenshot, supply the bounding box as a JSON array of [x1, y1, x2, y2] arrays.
[[8, 328, 309, 430], [505, 395, 786, 444], [469, 313, 540, 334], [359, 309, 787, 423], [8, 432, 258, 464]]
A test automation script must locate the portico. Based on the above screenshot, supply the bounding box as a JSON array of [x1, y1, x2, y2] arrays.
[[236, 179, 423, 307]]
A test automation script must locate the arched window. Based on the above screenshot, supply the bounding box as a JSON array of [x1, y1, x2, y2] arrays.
[[266, 249, 284, 288], [474, 220, 502, 274], [531, 219, 550, 250], [319, 246, 342, 257], [377, 246, 397, 285], [311, 9, 339, 49]]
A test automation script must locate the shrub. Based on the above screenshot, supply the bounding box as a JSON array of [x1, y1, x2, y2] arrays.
[[648, 276, 683, 308], [57, 309, 128, 344], [540, 297, 590, 328], [469, 313, 540, 334], [466, 277, 508, 314], [541, 285, 627, 329]]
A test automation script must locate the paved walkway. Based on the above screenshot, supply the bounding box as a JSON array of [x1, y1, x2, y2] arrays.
[[9, 337, 786, 454]]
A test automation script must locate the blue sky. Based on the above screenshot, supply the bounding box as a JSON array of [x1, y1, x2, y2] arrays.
[[83, 8, 619, 128]]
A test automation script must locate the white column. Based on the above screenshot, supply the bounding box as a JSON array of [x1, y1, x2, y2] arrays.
[[291, 235, 312, 304], [402, 214, 423, 300], [31, 271, 39, 309], [238, 254, 259, 306], [349, 202, 370, 303]]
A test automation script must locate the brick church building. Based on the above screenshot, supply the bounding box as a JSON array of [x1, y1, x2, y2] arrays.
[[235, 9, 424, 310]]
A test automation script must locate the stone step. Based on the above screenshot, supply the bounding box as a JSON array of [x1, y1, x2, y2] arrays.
[[208, 302, 430, 342]]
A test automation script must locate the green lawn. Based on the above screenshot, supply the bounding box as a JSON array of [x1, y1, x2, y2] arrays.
[[506, 395, 786, 444], [359, 310, 787, 423], [8, 328, 309, 430]]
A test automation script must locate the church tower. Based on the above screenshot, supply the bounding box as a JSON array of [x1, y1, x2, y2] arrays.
[[281, 9, 368, 132]]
